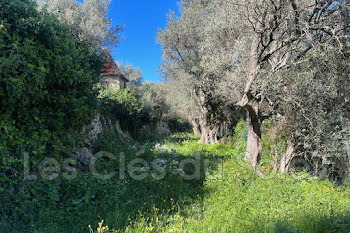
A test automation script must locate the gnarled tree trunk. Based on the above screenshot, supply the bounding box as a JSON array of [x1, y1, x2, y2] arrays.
[[245, 99, 262, 167], [237, 33, 263, 166], [199, 111, 211, 144], [280, 143, 295, 173], [196, 88, 221, 144], [198, 89, 212, 144], [190, 117, 201, 136], [208, 123, 220, 144], [198, 106, 221, 144]]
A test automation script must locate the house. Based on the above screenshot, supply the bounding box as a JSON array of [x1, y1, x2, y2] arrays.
[[101, 50, 128, 90]]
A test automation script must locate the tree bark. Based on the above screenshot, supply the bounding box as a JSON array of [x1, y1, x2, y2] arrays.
[[237, 32, 262, 166], [208, 123, 220, 144], [190, 117, 201, 136], [280, 143, 295, 173], [199, 110, 211, 144], [196, 87, 221, 144], [199, 118, 220, 144], [198, 88, 212, 144], [200, 124, 210, 143], [245, 100, 262, 167]]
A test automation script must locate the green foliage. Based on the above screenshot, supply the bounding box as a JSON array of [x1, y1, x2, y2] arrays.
[[93, 129, 125, 154], [1, 132, 350, 232], [1, 1, 349, 232], [267, 44, 350, 181], [98, 87, 144, 119], [116, 62, 143, 86], [98, 87, 151, 136], [261, 119, 288, 162], [227, 119, 247, 159], [37, 0, 122, 49], [136, 82, 170, 120], [130, 81, 192, 136], [0, 0, 102, 222], [166, 117, 192, 133]]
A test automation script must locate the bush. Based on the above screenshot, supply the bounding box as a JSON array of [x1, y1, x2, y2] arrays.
[[166, 117, 192, 133], [98, 87, 152, 137], [0, 0, 102, 221]]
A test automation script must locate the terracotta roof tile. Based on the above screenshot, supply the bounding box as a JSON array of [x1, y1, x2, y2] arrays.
[[101, 49, 128, 81]]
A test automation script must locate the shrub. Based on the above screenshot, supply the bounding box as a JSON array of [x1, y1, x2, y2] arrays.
[[0, 0, 102, 220], [166, 117, 192, 133], [98, 87, 152, 137]]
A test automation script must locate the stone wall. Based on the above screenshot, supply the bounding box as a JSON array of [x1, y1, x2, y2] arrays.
[[101, 76, 124, 91]]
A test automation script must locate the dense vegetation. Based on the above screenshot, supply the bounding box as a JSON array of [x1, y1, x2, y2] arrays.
[[158, 0, 350, 179], [0, 0, 102, 220], [98, 87, 151, 137], [1, 0, 350, 232], [2, 126, 350, 232], [0, 2, 186, 230]]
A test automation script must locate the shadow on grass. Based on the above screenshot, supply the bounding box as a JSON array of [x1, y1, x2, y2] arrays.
[[0, 135, 222, 233], [141, 134, 200, 145], [274, 214, 350, 233]]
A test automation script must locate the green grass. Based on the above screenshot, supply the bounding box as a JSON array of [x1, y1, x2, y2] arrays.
[[1, 131, 350, 233]]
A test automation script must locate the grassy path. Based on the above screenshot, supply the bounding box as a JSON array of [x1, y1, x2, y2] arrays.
[[4, 134, 350, 233], [88, 135, 350, 233]]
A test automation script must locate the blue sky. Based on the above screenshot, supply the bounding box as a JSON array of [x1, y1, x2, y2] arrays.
[[107, 0, 180, 82]]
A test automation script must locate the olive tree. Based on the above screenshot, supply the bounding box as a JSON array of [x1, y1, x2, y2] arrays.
[[266, 13, 350, 178], [223, 0, 350, 166], [36, 0, 122, 49], [116, 62, 143, 86], [159, 0, 349, 167], [164, 79, 202, 136], [158, 0, 239, 143]]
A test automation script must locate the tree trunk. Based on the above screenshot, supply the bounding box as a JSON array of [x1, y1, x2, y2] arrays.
[[245, 100, 262, 167], [199, 117, 211, 144], [280, 143, 295, 173], [208, 123, 220, 144], [237, 33, 262, 166], [199, 119, 220, 144], [198, 89, 212, 144], [190, 118, 201, 136], [196, 88, 221, 144], [198, 109, 220, 144]]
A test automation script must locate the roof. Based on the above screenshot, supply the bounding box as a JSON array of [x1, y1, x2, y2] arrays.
[[101, 49, 129, 82]]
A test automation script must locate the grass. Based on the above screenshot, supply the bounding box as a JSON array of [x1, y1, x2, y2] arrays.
[[1, 129, 350, 233]]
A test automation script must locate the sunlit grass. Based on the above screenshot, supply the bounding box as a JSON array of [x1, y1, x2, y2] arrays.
[[88, 134, 350, 233], [3, 132, 350, 233]]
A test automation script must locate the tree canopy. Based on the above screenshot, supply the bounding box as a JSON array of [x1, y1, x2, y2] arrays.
[[159, 0, 350, 176], [36, 0, 122, 49]]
